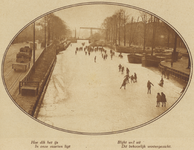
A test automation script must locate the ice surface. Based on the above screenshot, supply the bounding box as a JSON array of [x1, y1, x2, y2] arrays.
[[37, 40, 182, 133]]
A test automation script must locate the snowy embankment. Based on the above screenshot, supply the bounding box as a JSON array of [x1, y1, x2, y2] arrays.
[[37, 40, 182, 133]]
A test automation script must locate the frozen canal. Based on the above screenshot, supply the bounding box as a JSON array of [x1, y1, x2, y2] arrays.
[[37, 40, 182, 133]]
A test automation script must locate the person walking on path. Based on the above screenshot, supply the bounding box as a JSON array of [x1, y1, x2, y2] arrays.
[[147, 80, 154, 94], [120, 78, 127, 89], [161, 92, 167, 107], [156, 93, 161, 107], [94, 56, 96, 63]]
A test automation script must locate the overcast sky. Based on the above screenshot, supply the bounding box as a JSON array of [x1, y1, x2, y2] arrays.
[[54, 4, 140, 37]]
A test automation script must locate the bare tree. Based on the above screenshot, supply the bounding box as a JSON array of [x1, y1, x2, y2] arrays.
[[150, 15, 159, 56], [139, 11, 151, 52], [121, 9, 129, 46], [127, 16, 140, 47]]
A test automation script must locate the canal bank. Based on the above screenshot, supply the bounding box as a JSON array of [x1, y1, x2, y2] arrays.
[[13, 42, 71, 116]]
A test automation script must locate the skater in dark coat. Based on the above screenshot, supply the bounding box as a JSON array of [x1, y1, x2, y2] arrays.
[[156, 93, 161, 107], [134, 73, 137, 82], [159, 77, 164, 87], [121, 66, 124, 74], [118, 64, 122, 72], [130, 75, 134, 83], [161, 92, 166, 107], [126, 68, 129, 75], [94, 56, 96, 63], [124, 74, 130, 83], [120, 78, 127, 89], [147, 80, 154, 94]]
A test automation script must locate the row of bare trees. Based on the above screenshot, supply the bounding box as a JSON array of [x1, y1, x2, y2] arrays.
[[13, 13, 71, 45], [101, 9, 185, 52], [101, 9, 130, 46]]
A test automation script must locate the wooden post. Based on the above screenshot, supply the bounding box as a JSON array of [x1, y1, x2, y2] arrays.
[[45, 16, 47, 50], [33, 22, 35, 71]]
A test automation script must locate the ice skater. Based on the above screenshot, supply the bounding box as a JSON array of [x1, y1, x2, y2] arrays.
[[124, 74, 130, 83], [159, 77, 164, 87], [120, 78, 127, 89], [126, 68, 129, 75], [134, 73, 137, 82], [121, 66, 124, 74], [118, 64, 122, 72], [94, 56, 96, 63], [156, 93, 161, 107], [147, 80, 154, 94], [130, 75, 134, 83], [161, 92, 166, 107]]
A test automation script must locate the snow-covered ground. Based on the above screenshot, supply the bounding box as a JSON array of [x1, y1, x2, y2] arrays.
[[37, 40, 182, 133]]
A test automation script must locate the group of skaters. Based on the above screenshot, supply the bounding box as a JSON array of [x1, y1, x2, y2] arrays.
[[119, 64, 137, 89], [156, 92, 167, 107], [75, 44, 118, 63], [119, 66, 167, 107], [147, 79, 167, 107]]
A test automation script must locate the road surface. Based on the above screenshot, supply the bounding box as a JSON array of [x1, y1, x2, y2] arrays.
[[3, 42, 43, 99]]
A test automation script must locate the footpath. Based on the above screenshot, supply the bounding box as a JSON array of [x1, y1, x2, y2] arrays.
[[160, 56, 190, 75], [159, 50, 191, 91]]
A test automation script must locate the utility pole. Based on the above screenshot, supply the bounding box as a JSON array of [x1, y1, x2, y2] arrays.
[[45, 16, 47, 50], [33, 22, 35, 71]]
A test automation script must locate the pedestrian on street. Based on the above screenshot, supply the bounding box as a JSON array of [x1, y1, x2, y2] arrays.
[[156, 93, 161, 107], [147, 80, 154, 94], [161, 92, 166, 107]]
